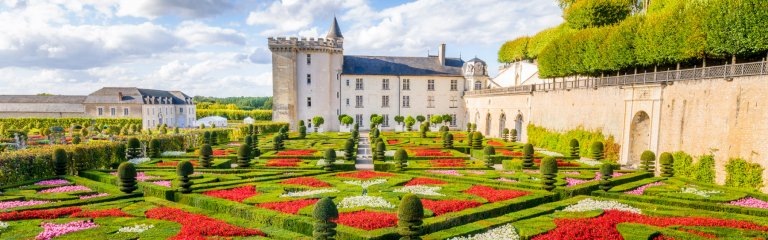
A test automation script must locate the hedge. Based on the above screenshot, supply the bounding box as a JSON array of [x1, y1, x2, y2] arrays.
[[0, 118, 141, 132], [562, 0, 630, 30], [725, 158, 765, 191], [526, 124, 619, 161], [498, 37, 530, 63], [0, 142, 123, 186], [196, 109, 272, 121]]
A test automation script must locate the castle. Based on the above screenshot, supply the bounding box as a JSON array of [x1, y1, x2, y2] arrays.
[[268, 17, 489, 131]]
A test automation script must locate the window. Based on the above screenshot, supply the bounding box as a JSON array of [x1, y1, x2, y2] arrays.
[[382, 114, 390, 127], [307, 74, 311, 84], [98, 107, 103, 116], [474, 81, 482, 90], [382, 79, 389, 90], [355, 114, 364, 126], [450, 79, 458, 91], [346, 98, 350, 106], [346, 79, 350, 86], [450, 114, 457, 126], [428, 79, 435, 91], [355, 95, 363, 108], [110, 107, 116, 116], [336, 92, 339, 98], [355, 78, 363, 90], [179, 107, 183, 113], [306, 54, 311, 64], [402, 96, 410, 108], [402, 79, 410, 90], [307, 97, 312, 107], [450, 96, 459, 108], [382, 95, 390, 108], [124, 108, 130, 115], [427, 96, 435, 108]]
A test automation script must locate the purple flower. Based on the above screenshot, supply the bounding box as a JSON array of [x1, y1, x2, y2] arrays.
[[728, 197, 768, 209], [624, 182, 665, 195], [0, 200, 52, 209], [39, 185, 91, 193], [150, 181, 172, 187], [36, 220, 98, 240], [79, 193, 109, 199], [34, 179, 70, 186]]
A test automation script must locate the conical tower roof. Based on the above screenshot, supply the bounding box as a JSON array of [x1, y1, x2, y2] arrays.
[[326, 17, 343, 39]]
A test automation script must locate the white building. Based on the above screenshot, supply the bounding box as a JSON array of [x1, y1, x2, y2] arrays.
[[268, 17, 489, 131]]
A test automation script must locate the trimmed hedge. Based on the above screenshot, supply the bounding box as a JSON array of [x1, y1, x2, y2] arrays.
[[725, 158, 765, 191], [526, 124, 618, 161], [196, 109, 272, 121], [0, 118, 141, 131], [0, 142, 123, 185]]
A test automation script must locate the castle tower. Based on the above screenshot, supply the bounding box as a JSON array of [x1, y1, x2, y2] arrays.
[[268, 17, 344, 130], [463, 57, 490, 91]]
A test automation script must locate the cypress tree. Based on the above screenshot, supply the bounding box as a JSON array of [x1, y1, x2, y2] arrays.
[[177, 161, 194, 193], [210, 131, 218, 145], [237, 144, 251, 168], [53, 148, 68, 175], [600, 163, 613, 191], [200, 144, 213, 168], [659, 152, 674, 177], [522, 144, 534, 168], [203, 131, 211, 145], [540, 156, 558, 191], [149, 139, 161, 158], [443, 133, 454, 149], [394, 149, 408, 171], [471, 132, 483, 150], [397, 194, 424, 240], [483, 146, 495, 168], [323, 149, 336, 171], [569, 139, 580, 158], [312, 197, 339, 240], [117, 162, 138, 193]]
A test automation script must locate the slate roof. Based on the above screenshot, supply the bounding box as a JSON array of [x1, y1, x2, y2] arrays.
[[0, 95, 87, 104], [84, 87, 192, 104], [342, 55, 464, 76], [326, 17, 343, 39]]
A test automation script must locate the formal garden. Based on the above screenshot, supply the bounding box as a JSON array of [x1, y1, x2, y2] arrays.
[[0, 116, 766, 240]]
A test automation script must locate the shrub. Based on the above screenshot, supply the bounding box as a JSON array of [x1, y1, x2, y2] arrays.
[[659, 152, 674, 177], [299, 126, 307, 139], [502, 128, 510, 142], [563, 0, 630, 29], [72, 135, 81, 145], [112, 143, 126, 167], [471, 132, 483, 150], [523, 143, 534, 168], [439, 125, 449, 133], [53, 148, 67, 175], [375, 141, 386, 161], [725, 158, 764, 191], [527, 124, 617, 161], [117, 162, 138, 193], [344, 138, 355, 161], [244, 135, 253, 152], [540, 156, 558, 191], [371, 128, 380, 139], [149, 139, 161, 158], [443, 133, 454, 149], [398, 194, 424, 239], [591, 141, 604, 161], [394, 149, 408, 171], [177, 161, 194, 193], [203, 131, 211, 145], [510, 129, 517, 142], [640, 150, 656, 173], [696, 155, 716, 184], [498, 37, 529, 63], [569, 139, 580, 158], [200, 144, 213, 168], [323, 149, 336, 171], [483, 146, 495, 168], [237, 144, 251, 168], [672, 151, 694, 179], [210, 131, 218, 145], [419, 124, 428, 138], [313, 197, 338, 240], [273, 135, 284, 151], [600, 163, 613, 191]]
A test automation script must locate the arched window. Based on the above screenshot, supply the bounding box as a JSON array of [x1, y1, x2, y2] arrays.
[[474, 81, 482, 90]]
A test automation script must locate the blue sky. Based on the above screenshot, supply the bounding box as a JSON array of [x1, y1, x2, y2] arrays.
[[0, 0, 562, 97]]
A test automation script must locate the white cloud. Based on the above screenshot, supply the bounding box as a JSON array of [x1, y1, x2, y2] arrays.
[[246, 0, 369, 36], [175, 21, 246, 46], [116, 0, 232, 19], [246, 47, 271, 64]]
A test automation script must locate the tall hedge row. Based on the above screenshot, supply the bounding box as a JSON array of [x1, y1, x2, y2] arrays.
[[0, 142, 123, 185], [196, 109, 272, 121], [0, 118, 141, 131], [526, 124, 619, 161]]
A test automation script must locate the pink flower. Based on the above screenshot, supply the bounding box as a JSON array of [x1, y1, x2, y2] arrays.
[[563, 171, 581, 175], [39, 185, 91, 193], [36, 220, 98, 240], [728, 197, 768, 209], [34, 179, 70, 185], [110, 172, 158, 182], [467, 171, 486, 175], [624, 182, 665, 195], [496, 178, 518, 183], [79, 193, 110, 199], [0, 200, 52, 209], [426, 170, 463, 176], [150, 181, 171, 187], [566, 172, 627, 187]]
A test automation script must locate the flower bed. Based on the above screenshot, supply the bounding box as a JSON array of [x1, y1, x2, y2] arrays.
[[338, 196, 396, 209], [276, 150, 317, 156], [69, 209, 131, 218], [335, 171, 395, 179], [266, 159, 301, 167], [497, 149, 523, 157], [411, 149, 452, 157], [256, 199, 319, 214], [156, 160, 199, 167], [426, 170, 463, 176], [624, 182, 665, 195], [344, 179, 387, 188], [0, 200, 52, 209], [404, 178, 448, 186], [387, 140, 400, 145], [449, 223, 519, 240], [534, 158, 579, 167], [394, 185, 445, 196], [203, 186, 259, 202], [39, 185, 91, 193], [430, 159, 467, 167], [0, 207, 81, 221], [79, 193, 110, 199], [728, 197, 768, 209], [37, 220, 98, 240], [145, 207, 265, 239], [213, 149, 236, 156], [280, 189, 339, 198], [566, 172, 625, 187], [110, 172, 159, 182], [150, 181, 171, 187], [280, 177, 332, 188], [561, 198, 641, 214], [34, 179, 70, 186], [335, 210, 398, 230], [421, 199, 482, 216], [465, 186, 530, 203], [487, 141, 504, 146]]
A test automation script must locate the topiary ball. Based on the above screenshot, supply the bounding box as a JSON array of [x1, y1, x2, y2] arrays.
[[127, 137, 141, 149], [398, 194, 424, 222], [324, 148, 336, 160], [523, 143, 534, 155], [540, 156, 558, 175], [200, 144, 213, 157], [483, 146, 496, 156], [659, 152, 674, 177], [394, 149, 408, 162], [569, 139, 579, 148], [313, 197, 339, 221], [118, 162, 137, 179], [238, 144, 251, 159], [176, 161, 194, 176]]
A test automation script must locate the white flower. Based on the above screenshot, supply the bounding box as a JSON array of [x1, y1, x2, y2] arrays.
[[448, 224, 520, 240], [562, 198, 641, 214], [393, 185, 445, 196], [0, 221, 8, 230], [161, 151, 186, 156], [338, 196, 396, 209], [576, 158, 602, 166], [280, 189, 339, 198], [118, 224, 154, 233], [384, 150, 396, 157], [316, 159, 346, 166], [680, 187, 720, 198], [535, 148, 564, 157], [343, 179, 387, 189], [128, 158, 151, 165]]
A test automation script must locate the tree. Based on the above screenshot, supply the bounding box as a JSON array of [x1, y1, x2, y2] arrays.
[[371, 115, 384, 128], [273, 135, 284, 151], [177, 161, 194, 193], [371, 127, 380, 139], [429, 115, 442, 127], [149, 139, 161, 158], [200, 144, 213, 168], [569, 139, 580, 158], [443, 133, 454, 149], [398, 194, 424, 240], [313, 116, 325, 132], [126, 137, 142, 159], [341, 115, 354, 126], [416, 115, 425, 124], [499, 37, 530, 63], [641, 150, 656, 173], [237, 144, 251, 168], [563, 0, 631, 29], [600, 163, 614, 191], [442, 114, 452, 126], [591, 142, 604, 161], [299, 125, 307, 139], [419, 124, 428, 138], [118, 162, 138, 193], [72, 135, 81, 145], [323, 149, 336, 171], [540, 156, 558, 191], [471, 132, 483, 150], [210, 131, 218, 145], [523, 144, 534, 168], [203, 131, 211, 145], [483, 146, 495, 168], [345, 138, 356, 161], [659, 152, 674, 177], [394, 149, 408, 171], [53, 148, 67, 175], [404, 116, 416, 131], [312, 197, 339, 240], [394, 115, 404, 126]]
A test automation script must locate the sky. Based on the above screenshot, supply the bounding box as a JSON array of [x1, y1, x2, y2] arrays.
[[0, 0, 563, 97]]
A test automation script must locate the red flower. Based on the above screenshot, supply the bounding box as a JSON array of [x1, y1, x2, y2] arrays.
[[404, 178, 448, 186], [429, 159, 466, 167], [387, 140, 400, 144], [497, 149, 523, 156], [335, 171, 395, 179], [203, 186, 259, 202], [70, 209, 132, 218], [280, 177, 332, 188], [157, 160, 200, 167], [266, 159, 301, 167], [533, 210, 768, 240], [465, 186, 531, 202], [213, 149, 236, 156], [256, 199, 319, 214], [146, 207, 265, 239], [533, 158, 579, 167], [334, 211, 398, 230], [421, 199, 482, 216], [487, 141, 504, 146], [276, 150, 317, 156], [0, 207, 81, 221], [411, 149, 452, 157]]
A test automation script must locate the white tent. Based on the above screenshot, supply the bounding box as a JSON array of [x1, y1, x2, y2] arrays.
[[243, 117, 255, 124], [196, 116, 228, 128]]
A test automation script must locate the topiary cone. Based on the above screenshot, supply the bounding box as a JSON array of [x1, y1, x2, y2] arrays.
[[323, 148, 336, 171], [659, 152, 674, 177], [375, 141, 386, 161], [471, 132, 484, 150], [394, 149, 408, 171], [483, 146, 495, 168], [149, 138, 161, 158], [398, 194, 424, 239], [313, 197, 339, 240], [53, 148, 68, 175], [444, 133, 454, 149], [569, 139, 580, 158], [345, 138, 356, 161], [523, 144, 534, 168], [640, 150, 656, 173], [600, 163, 614, 191], [540, 156, 558, 191], [237, 144, 251, 168], [176, 161, 194, 193], [200, 144, 213, 168], [117, 162, 138, 193], [590, 142, 604, 161]]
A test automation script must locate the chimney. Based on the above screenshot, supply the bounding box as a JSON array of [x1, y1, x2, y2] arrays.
[[438, 43, 446, 66], [118, 92, 123, 101]]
